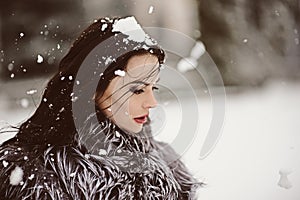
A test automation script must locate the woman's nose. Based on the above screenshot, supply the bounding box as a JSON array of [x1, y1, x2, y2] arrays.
[[142, 89, 157, 109]]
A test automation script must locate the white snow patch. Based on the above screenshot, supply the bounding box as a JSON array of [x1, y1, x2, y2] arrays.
[[115, 131, 120, 138], [101, 23, 108, 31], [114, 69, 125, 77], [69, 172, 76, 178], [98, 149, 107, 155], [112, 16, 147, 43], [2, 160, 9, 168], [57, 44, 61, 49], [28, 174, 35, 180], [10, 166, 24, 185], [278, 168, 293, 189], [19, 32, 25, 38]]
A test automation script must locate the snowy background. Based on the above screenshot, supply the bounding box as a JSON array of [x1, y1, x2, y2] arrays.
[[1, 0, 300, 199], [1, 79, 300, 200]]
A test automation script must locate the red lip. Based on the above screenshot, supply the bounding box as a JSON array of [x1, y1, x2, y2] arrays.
[[133, 114, 148, 124]]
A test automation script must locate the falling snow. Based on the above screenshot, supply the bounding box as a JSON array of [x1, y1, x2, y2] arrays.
[[20, 98, 30, 108], [59, 107, 65, 113], [190, 42, 206, 59], [177, 41, 206, 73], [37, 54, 44, 63], [26, 89, 37, 95], [148, 6, 154, 14], [105, 56, 115, 65], [71, 96, 78, 102], [7, 63, 14, 71]]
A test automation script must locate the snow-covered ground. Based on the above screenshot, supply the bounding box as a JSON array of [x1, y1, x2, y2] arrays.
[[1, 80, 300, 199]]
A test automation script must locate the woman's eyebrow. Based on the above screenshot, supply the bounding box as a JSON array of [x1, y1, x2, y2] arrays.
[[129, 81, 150, 86], [129, 78, 160, 86]]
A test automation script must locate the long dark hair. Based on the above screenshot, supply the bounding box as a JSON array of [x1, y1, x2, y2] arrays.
[[14, 16, 165, 147]]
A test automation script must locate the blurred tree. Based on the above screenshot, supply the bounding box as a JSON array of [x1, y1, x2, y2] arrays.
[[0, 0, 84, 80], [197, 0, 235, 84], [197, 0, 300, 85]]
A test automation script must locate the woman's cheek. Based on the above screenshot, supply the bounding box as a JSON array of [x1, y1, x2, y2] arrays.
[[128, 96, 141, 115]]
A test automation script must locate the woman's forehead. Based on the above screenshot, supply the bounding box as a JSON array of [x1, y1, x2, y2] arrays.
[[126, 53, 159, 75], [106, 53, 160, 93]]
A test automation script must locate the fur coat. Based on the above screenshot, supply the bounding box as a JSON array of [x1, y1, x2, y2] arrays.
[[0, 120, 200, 199]]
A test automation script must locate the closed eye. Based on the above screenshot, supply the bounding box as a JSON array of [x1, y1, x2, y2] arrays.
[[152, 86, 159, 91], [133, 89, 144, 95], [130, 85, 159, 95]]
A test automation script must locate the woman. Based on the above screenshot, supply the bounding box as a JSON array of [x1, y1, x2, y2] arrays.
[[0, 16, 201, 199]]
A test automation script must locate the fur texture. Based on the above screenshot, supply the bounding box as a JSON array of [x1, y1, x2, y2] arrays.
[[0, 120, 200, 199]]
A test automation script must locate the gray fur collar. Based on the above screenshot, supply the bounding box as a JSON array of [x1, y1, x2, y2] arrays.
[[0, 120, 200, 199]]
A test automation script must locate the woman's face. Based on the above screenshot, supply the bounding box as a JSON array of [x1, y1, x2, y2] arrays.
[[97, 53, 160, 133]]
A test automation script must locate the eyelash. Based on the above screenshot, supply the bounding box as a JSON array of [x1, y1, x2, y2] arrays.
[[132, 86, 159, 95]]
